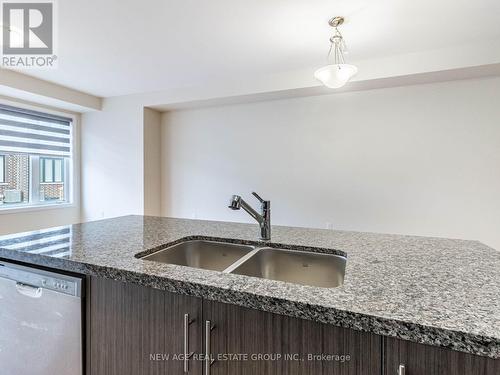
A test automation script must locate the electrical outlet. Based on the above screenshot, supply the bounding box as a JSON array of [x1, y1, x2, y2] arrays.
[[326, 222, 334, 230]]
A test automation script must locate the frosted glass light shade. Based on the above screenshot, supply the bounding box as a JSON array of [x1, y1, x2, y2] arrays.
[[314, 64, 358, 88]]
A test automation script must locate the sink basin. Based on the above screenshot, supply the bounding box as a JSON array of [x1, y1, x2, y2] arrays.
[[139, 238, 346, 288], [227, 248, 346, 288], [141, 240, 255, 271]]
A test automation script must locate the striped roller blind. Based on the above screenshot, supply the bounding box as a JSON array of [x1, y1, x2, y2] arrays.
[[0, 104, 72, 157]]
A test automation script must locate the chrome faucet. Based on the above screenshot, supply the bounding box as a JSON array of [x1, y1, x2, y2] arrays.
[[228, 192, 271, 240]]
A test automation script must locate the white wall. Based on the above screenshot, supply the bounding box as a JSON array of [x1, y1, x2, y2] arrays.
[[143, 107, 162, 216], [81, 97, 144, 221], [0, 207, 81, 235], [161, 77, 500, 250], [78, 65, 500, 224]]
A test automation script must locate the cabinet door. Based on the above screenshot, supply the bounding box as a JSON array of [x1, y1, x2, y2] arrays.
[[203, 300, 381, 375], [384, 337, 500, 375], [88, 277, 202, 375]]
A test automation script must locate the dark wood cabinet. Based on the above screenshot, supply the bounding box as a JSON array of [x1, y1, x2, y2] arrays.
[[203, 299, 382, 375], [86, 276, 498, 375], [384, 336, 500, 375], [87, 277, 202, 375]]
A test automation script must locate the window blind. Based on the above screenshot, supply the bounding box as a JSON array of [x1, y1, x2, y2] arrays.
[[0, 104, 72, 157]]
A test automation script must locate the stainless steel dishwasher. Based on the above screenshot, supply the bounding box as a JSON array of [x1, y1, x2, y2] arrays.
[[0, 260, 83, 375]]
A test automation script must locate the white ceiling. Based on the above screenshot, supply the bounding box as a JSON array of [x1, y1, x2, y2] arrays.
[[14, 0, 500, 97]]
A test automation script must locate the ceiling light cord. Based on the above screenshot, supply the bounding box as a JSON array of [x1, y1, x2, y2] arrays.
[[327, 27, 346, 65]]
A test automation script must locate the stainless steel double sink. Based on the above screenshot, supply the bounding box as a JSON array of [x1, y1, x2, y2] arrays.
[[139, 239, 346, 288]]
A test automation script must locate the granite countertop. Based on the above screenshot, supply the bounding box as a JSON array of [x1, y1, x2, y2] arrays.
[[0, 215, 498, 359]]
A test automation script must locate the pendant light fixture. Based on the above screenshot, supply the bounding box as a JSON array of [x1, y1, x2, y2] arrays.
[[314, 16, 357, 89]]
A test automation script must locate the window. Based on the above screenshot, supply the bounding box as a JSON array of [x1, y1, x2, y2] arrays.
[[41, 157, 64, 183], [0, 155, 4, 183], [0, 104, 73, 208]]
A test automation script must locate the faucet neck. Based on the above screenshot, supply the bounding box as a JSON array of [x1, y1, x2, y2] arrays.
[[259, 200, 271, 240], [239, 199, 264, 225], [228, 192, 271, 241]]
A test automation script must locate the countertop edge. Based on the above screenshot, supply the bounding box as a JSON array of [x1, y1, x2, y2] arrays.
[[1, 248, 498, 360]]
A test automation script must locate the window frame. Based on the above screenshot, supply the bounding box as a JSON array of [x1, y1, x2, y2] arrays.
[[0, 100, 78, 213], [0, 154, 5, 184]]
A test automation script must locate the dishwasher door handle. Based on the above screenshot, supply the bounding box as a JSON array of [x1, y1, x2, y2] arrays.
[[15, 282, 43, 298]]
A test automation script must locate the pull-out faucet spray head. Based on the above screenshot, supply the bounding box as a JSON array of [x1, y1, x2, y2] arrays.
[[228, 195, 242, 210]]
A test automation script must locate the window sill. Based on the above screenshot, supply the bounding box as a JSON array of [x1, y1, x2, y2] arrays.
[[0, 202, 75, 215]]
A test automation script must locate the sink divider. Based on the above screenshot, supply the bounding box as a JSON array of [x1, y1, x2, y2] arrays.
[[222, 247, 267, 273]]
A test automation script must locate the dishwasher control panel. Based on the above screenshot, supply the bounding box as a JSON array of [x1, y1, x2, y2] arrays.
[[41, 276, 76, 295], [0, 261, 81, 297]]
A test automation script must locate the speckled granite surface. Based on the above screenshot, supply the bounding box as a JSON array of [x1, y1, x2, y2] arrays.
[[0, 215, 498, 359]]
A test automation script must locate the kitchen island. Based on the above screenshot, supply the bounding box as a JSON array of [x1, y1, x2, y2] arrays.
[[0, 215, 498, 374]]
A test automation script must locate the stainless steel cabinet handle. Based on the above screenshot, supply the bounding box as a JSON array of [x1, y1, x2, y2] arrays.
[[398, 364, 406, 375], [183, 313, 195, 373], [205, 320, 216, 375]]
